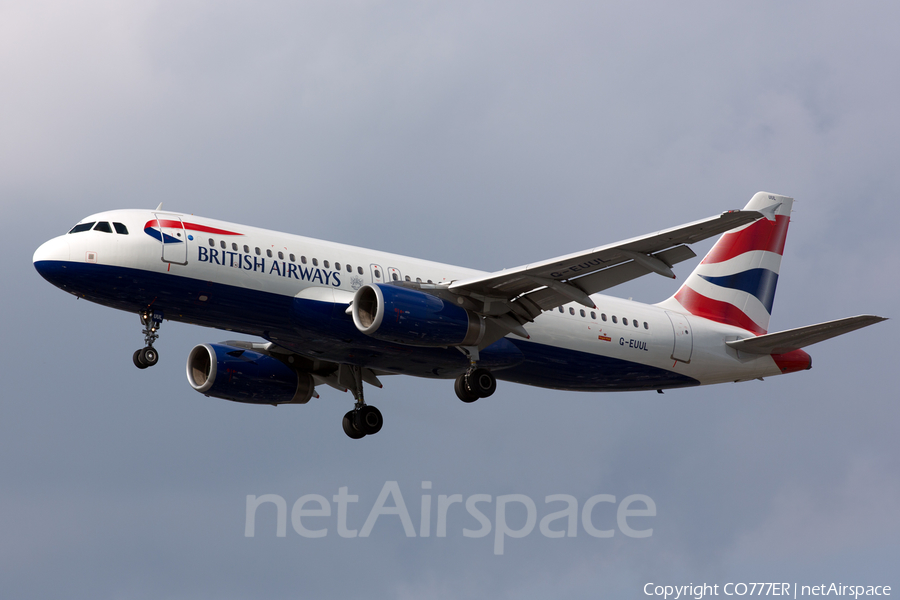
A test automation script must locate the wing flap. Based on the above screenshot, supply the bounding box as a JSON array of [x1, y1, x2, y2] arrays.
[[725, 315, 887, 355]]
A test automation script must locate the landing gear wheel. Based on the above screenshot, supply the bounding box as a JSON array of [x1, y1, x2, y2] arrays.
[[135, 310, 163, 369], [455, 375, 479, 403], [342, 411, 366, 439], [355, 405, 383, 435], [133, 349, 149, 369], [466, 368, 497, 398], [140, 346, 159, 367]]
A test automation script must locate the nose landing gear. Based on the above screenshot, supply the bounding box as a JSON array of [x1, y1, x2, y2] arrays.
[[133, 310, 163, 369], [341, 365, 384, 439]]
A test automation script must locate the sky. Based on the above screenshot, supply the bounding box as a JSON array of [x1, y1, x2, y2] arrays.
[[2, 1, 898, 598]]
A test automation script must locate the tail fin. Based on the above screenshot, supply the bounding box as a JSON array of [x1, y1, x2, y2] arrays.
[[657, 192, 793, 335]]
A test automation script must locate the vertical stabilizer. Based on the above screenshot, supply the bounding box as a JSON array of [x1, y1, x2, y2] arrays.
[[656, 192, 793, 335]]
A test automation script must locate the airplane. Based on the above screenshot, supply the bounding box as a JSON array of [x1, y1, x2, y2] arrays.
[[33, 192, 886, 439]]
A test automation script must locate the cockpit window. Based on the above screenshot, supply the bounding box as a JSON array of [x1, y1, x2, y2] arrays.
[[68, 222, 95, 234], [93, 222, 113, 233], [113, 222, 129, 234]]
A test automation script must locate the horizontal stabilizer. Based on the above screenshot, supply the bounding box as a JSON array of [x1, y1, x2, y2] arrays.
[[725, 315, 887, 355]]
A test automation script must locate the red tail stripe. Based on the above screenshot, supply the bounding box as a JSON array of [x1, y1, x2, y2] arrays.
[[701, 215, 789, 264], [674, 286, 766, 335], [144, 220, 243, 236], [772, 349, 812, 373]]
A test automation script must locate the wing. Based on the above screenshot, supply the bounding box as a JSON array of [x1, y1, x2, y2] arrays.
[[220, 339, 389, 391], [428, 209, 762, 345], [387, 209, 762, 347]]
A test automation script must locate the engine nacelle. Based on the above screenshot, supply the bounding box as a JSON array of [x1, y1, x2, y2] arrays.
[[351, 284, 485, 347], [186, 343, 315, 405]]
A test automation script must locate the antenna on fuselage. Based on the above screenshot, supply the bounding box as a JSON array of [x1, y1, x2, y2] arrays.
[[155, 202, 163, 211]]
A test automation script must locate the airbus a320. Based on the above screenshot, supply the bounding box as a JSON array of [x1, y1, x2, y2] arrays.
[[33, 192, 886, 438]]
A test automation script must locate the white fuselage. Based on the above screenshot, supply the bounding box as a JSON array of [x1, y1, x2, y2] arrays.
[[34, 208, 789, 391]]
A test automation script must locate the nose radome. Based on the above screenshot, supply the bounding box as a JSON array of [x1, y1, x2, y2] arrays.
[[33, 236, 70, 265]]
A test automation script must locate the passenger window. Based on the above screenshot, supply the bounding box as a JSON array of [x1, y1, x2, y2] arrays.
[[427, 279, 433, 284], [591, 311, 596, 320], [301, 256, 308, 264], [209, 239, 215, 247], [93, 222, 112, 233], [266, 249, 272, 258], [569, 307, 575, 315], [580, 309, 586, 317], [220, 240, 226, 249], [113, 222, 128, 234], [644, 322, 649, 330], [347, 264, 352, 273], [374, 269, 381, 278], [416, 277, 422, 283], [312, 258, 318, 266], [623, 318, 628, 326], [633, 320, 639, 328], [612, 316, 618, 324], [558, 307, 564, 313], [359, 267, 364, 275], [324, 260, 330, 268], [601, 313, 607, 322], [290, 254, 296, 262], [244, 245, 249, 253], [232, 243, 238, 251], [335, 262, 341, 270], [278, 251, 284, 260], [255, 247, 261, 255], [392, 272, 399, 281], [405, 275, 411, 282], [68, 222, 95, 234]]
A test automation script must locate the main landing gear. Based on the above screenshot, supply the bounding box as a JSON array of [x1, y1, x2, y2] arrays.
[[454, 346, 498, 403], [342, 365, 384, 439], [454, 368, 497, 402], [133, 310, 162, 369]]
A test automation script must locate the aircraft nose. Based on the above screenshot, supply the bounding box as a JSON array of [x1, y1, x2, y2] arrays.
[[33, 236, 70, 276]]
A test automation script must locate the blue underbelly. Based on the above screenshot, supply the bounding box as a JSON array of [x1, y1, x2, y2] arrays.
[[34, 260, 698, 391]]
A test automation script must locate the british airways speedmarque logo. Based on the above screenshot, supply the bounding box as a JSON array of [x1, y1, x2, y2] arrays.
[[143, 219, 244, 244]]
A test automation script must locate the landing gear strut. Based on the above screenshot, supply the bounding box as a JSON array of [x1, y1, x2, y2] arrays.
[[133, 310, 162, 369], [342, 365, 383, 439], [454, 346, 497, 402]]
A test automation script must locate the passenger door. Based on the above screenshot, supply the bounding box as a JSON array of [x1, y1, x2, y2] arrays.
[[154, 214, 189, 266], [665, 311, 693, 363]]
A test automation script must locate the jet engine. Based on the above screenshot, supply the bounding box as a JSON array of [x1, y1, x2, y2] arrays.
[[351, 284, 484, 347], [186, 343, 315, 405]]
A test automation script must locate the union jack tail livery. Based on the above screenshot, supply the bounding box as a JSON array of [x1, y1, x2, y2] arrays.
[[658, 192, 793, 335]]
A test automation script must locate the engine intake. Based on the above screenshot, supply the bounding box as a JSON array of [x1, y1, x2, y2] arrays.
[[186, 343, 315, 405], [351, 284, 484, 347]]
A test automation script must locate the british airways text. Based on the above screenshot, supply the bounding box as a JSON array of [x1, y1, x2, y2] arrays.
[[197, 247, 342, 287]]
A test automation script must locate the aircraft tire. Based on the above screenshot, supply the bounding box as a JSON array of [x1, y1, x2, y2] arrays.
[[466, 368, 497, 398], [342, 411, 366, 439], [140, 347, 159, 367], [455, 375, 479, 403], [133, 349, 149, 369], [356, 405, 383, 435]]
